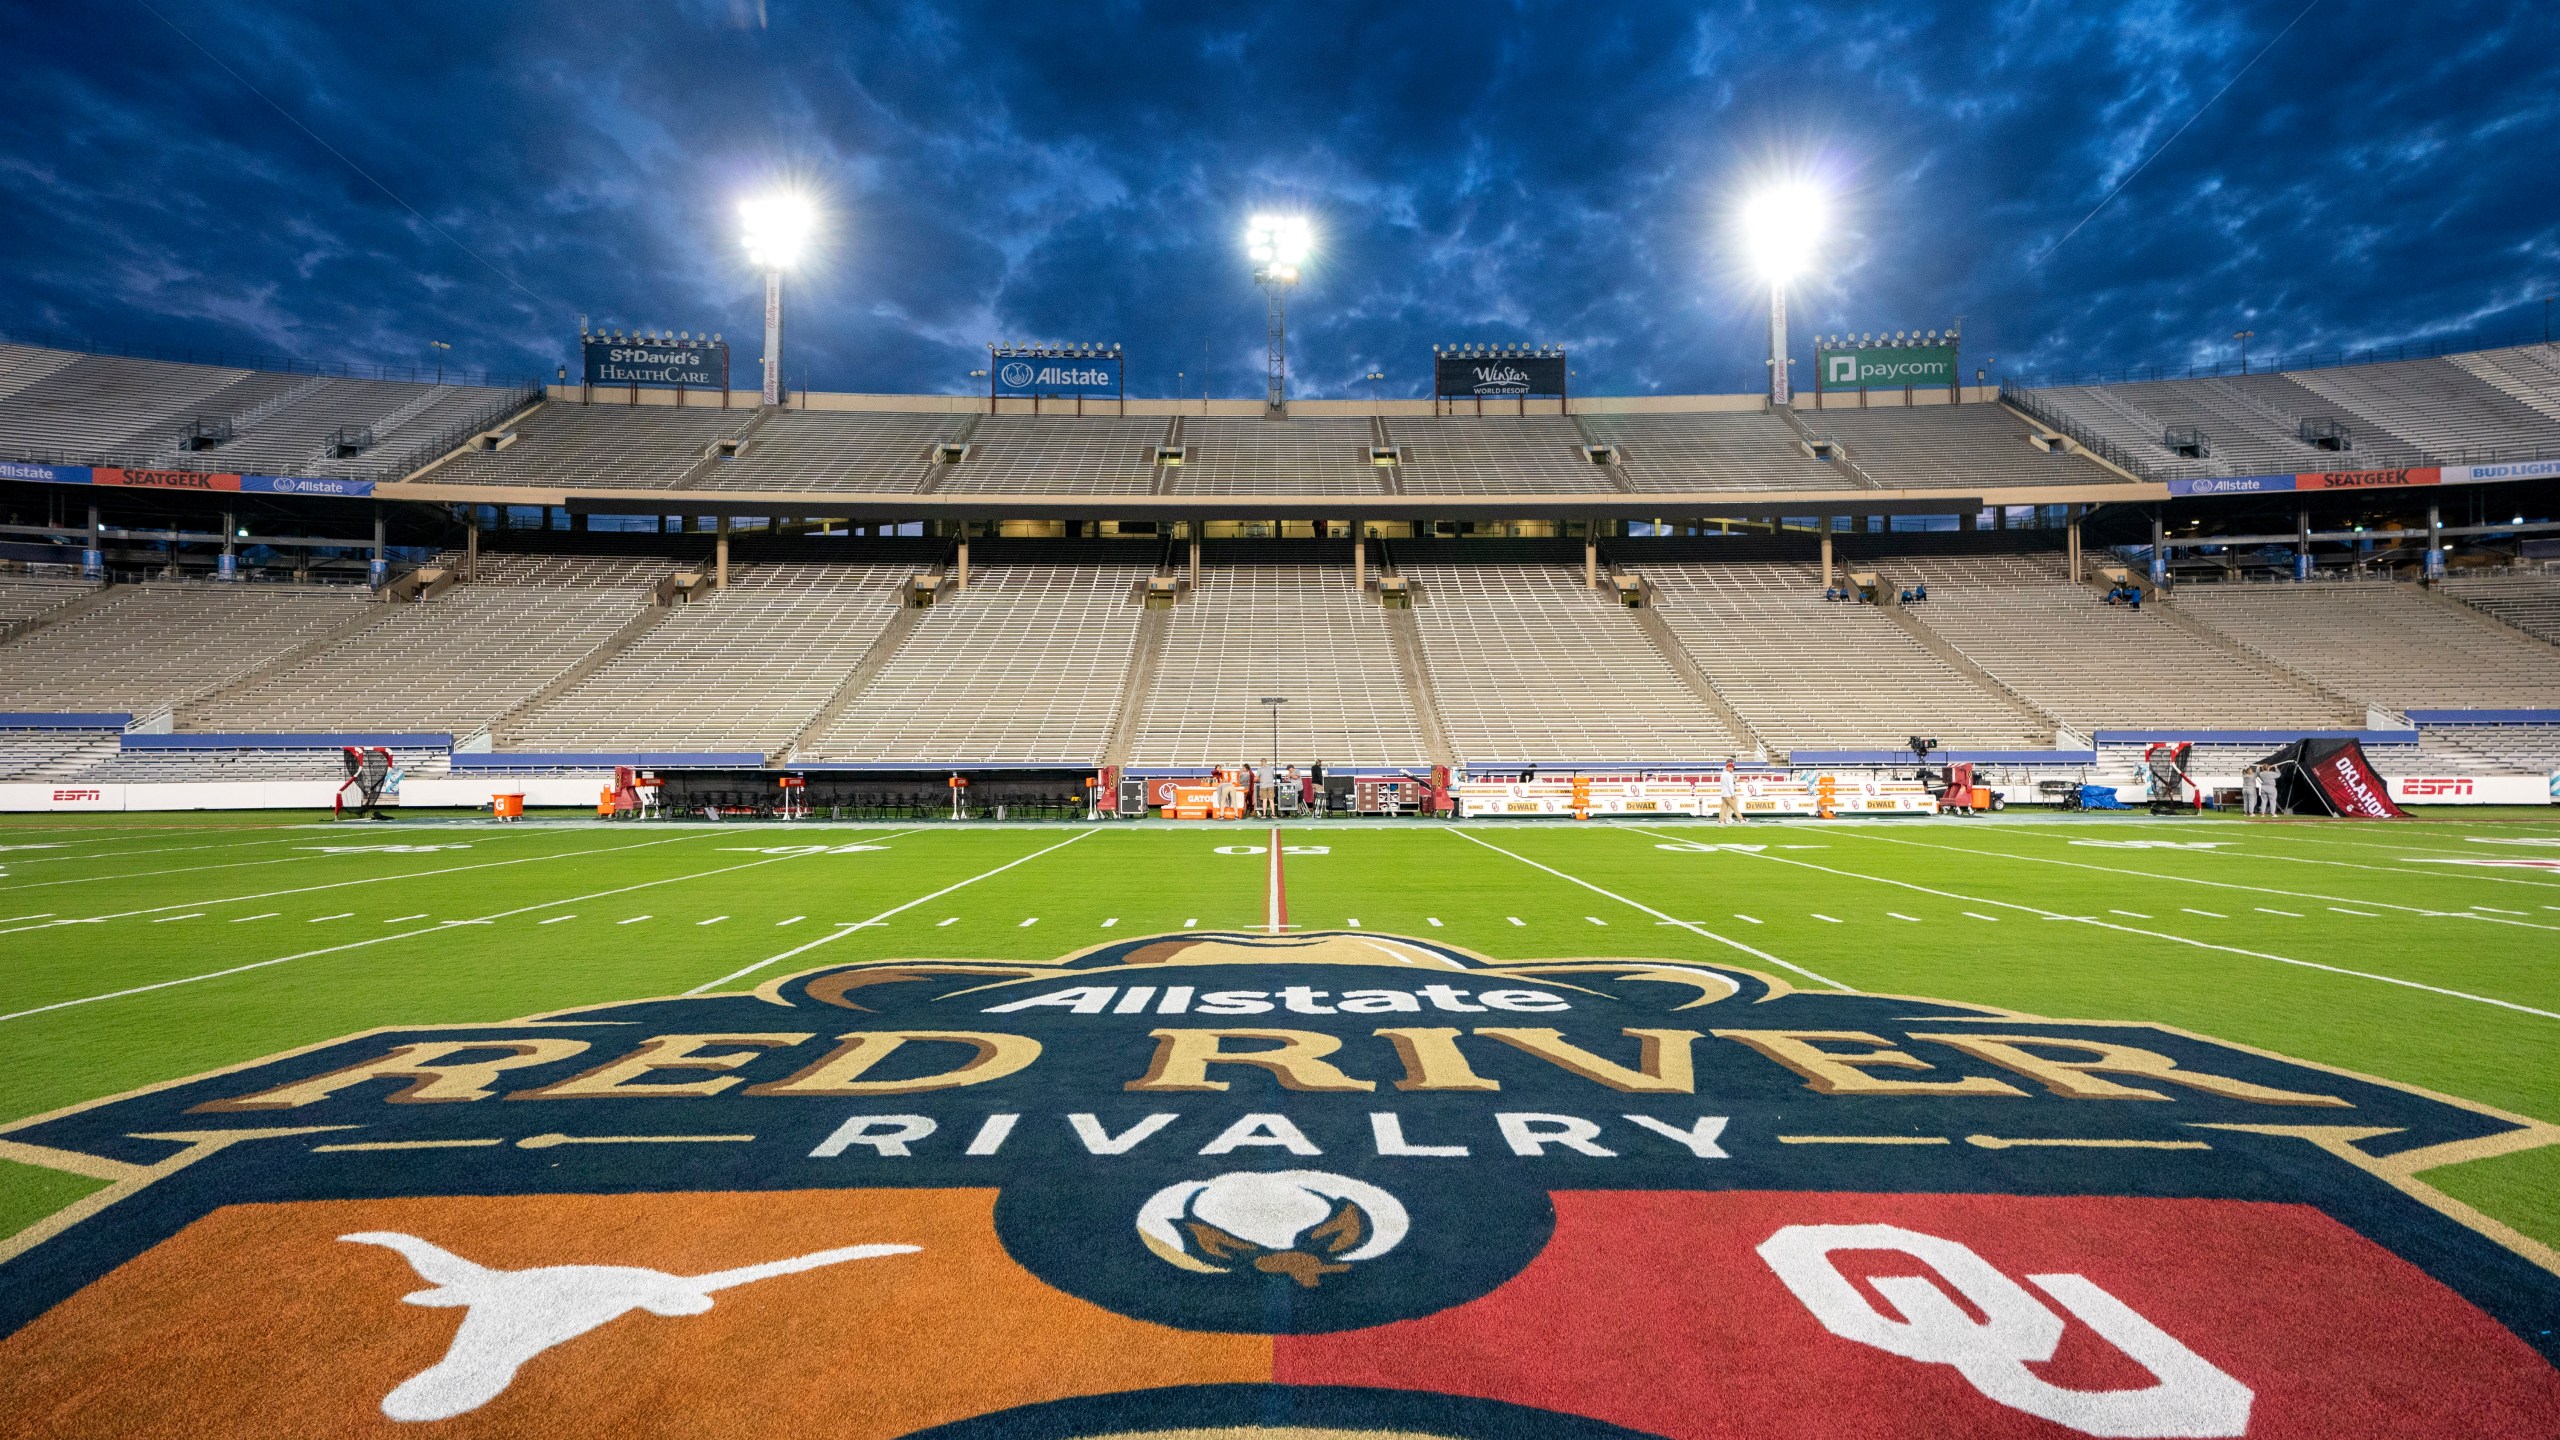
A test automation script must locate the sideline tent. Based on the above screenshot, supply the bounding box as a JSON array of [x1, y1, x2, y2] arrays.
[[2257, 738, 2408, 819]]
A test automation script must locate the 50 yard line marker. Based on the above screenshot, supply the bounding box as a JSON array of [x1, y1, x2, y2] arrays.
[[1450, 829, 1848, 991], [687, 829, 1100, 995]]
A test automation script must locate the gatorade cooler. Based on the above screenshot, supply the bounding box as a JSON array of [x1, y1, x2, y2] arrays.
[[493, 793, 526, 822]]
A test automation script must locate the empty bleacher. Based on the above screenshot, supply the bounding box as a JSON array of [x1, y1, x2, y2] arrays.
[[1170, 417, 1384, 495], [940, 416, 1162, 493], [800, 561, 1151, 764], [1405, 561, 1740, 763], [1640, 561, 2052, 750], [694, 409, 966, 492], [429, 402, 749, 489], [0, 582, 376, 714], [0, 573, 100, 631], [1578, 410, 1840, 490], [1808, 404, 2116, 489], [1388, 416, 1619, 494], [500, 564, 910, 757], [1125, 561, 1426, 767], [1875, 553, 2363, 732], [2443, 570, 2560, 646], [180, 582, 653, 735], [2173, 580, 2560, 711], [0, 343, 525, 477], [0, 729, 121, 780]]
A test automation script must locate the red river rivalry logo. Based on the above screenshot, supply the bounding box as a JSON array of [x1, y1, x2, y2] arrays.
[[1, 931, 2555, 1437]]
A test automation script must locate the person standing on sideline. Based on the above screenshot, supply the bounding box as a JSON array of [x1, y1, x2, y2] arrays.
[[1718, 759, 1741, 825], [2239, 765, 2257, 815]]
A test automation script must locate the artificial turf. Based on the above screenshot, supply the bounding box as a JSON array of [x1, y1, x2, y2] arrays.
[[3, 805, 2558, 1251]]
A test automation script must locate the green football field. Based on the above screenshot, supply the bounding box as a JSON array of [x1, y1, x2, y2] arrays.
[[4, 807, 2558, 1253]]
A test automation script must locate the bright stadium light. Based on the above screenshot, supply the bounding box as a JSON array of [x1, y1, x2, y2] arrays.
[[741, 192, 820, 406], [1739, 184, 1826, 406], [1247, 214, 1312, 413]]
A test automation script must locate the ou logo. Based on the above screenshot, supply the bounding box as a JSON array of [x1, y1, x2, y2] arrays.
[[1212, 845, 1331, 856], [1758, 1223, 2251, 1438], [998, 361, 1033, 388]]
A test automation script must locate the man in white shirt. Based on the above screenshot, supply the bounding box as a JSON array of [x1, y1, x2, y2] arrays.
[[1718, 760, 1740, 825]]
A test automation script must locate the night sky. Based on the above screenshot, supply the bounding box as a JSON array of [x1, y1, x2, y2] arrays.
[[1, 1, 2553, 399]]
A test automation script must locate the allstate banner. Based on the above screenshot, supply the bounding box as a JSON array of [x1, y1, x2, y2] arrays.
[[581, 338, 729, 389], [992, 352, 1122, 398], [2, 929, 2556, 1436]]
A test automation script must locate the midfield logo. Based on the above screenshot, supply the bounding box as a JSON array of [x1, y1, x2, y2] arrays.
[[3, 931, 2556, 1437]]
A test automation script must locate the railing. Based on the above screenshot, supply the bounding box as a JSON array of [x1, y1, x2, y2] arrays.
[[0, 329, 539, 388], [2008, 332, 2555, 391], [2000, 387, 2156, 478]]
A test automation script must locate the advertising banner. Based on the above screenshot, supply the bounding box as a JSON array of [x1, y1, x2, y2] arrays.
[[244, 475, 374, 498], [2166, 455, 2560, 498], [991, 351, 1122, 398], [1816, 343, 1957, 392], [1433, 352, 1567, 399], [0, 460, 90, 486], [91, 467, 243, 492], [2386, 774, 2552, 805], [581, 337, 729, 390]]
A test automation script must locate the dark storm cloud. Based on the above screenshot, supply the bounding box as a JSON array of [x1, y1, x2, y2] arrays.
[[0, 0, 2552, 397]]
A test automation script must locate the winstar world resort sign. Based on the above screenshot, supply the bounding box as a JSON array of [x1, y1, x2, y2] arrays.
[[2, 932, 2555, 1438]]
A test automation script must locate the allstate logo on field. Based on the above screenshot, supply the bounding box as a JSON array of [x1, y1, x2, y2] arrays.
[[999, 361, 1033, 388]]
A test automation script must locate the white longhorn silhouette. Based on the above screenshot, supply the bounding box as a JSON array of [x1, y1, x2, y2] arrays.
[[341, 1230, 918, 1422]]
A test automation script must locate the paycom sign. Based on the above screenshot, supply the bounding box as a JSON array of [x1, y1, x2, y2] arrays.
[[1817, 342, 1958, 392], [991, 347, 1122, 398]]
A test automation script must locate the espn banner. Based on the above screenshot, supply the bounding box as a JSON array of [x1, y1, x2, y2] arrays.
[[4, 931, 2555, 1435]]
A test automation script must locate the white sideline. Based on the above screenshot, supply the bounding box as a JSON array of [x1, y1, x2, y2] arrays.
[[1448, 829, 1849, 991], [0, 835, 912, 1025], [684, 829, 1100, 995], [1625, 827, 2560, 1023]]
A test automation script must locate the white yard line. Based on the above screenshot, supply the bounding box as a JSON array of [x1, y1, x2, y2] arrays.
[[1450, 829, 1849, 991], [1626, 827, 2560, 1023], [0, 845, 856, 1026], [0, 831, 731, 938], [684, 829, 1100, 995]]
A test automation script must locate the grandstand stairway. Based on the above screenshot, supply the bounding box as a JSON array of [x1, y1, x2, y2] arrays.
[[0, 579, 119, 644], [478, 593, 684, 749], [167, 599, 404, 727], [1615, 585, 1768, 756], [663, 405, 776, 491], [1098, 598, 1175, 770], [784, 577, 944, 762], [1380, 599, 1458, 769], [1869, 596, 2062, 742], [1773, 406, 1882, 489]]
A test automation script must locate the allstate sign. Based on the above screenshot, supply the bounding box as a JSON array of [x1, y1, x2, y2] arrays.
[[991, 352, 1122, 397]]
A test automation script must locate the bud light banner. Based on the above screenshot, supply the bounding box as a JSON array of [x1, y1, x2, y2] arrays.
[[581, 338, 729, 390], [1435, 352, 1568, 398], [1816, 343, 1958, 392], [991, 352, 1123, 398]]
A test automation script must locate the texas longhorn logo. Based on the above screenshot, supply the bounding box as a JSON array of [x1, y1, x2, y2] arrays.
[[2, 930, 2555, 1438]]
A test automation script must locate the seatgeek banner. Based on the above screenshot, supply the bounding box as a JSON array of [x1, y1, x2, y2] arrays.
[[2167, 456, 2560, 497], [0, 464, 371, 498]]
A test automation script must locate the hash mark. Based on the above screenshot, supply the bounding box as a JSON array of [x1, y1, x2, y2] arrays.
[[2474, 906, 2526, 915], [937, 917, 960, 927], [1183, 918, 1198, 929], [1018, 917, 1039, 928], [152, 913, 203, 923], [1505, 916, 1525, 926], [1585, 916, 1608, 926], [618, 915, 651, 925], [387, 913, 428, 923], [2328, 907, 2377, 917], [1963, 912, 2000, 923], [1101, 917, 1118, 928], [1732, 914, 1761, 925], [230, 913, 279, 923], [1346, 918, 1362, 928], [697, 916, 729, 926], [1811, 913, 1841, 924], [310, 913, 352, 922], [2182, 909, 2225, 918], [1426, 917, 1443, 927], [539, 915, 576, 925], [2109, 909, 2150, 919], [1887, 913, 1920, 923], [2256, 907, 2301, 917], [777, 915, 805, 926]]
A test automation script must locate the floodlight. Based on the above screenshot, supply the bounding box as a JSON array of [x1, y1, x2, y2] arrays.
[[1245, 213, 1312, 276], [740, 192, 817, 271], [1741, 184, 1825, 282]]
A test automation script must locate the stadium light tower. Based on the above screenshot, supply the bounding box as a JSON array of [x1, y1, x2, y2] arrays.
[[741, 192, 818, 406], [1741, 185, 1825, 407], [1246, 215, 1311, 413]]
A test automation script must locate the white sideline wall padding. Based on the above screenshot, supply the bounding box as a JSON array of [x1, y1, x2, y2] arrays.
[[0, 776, 611, 812]]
